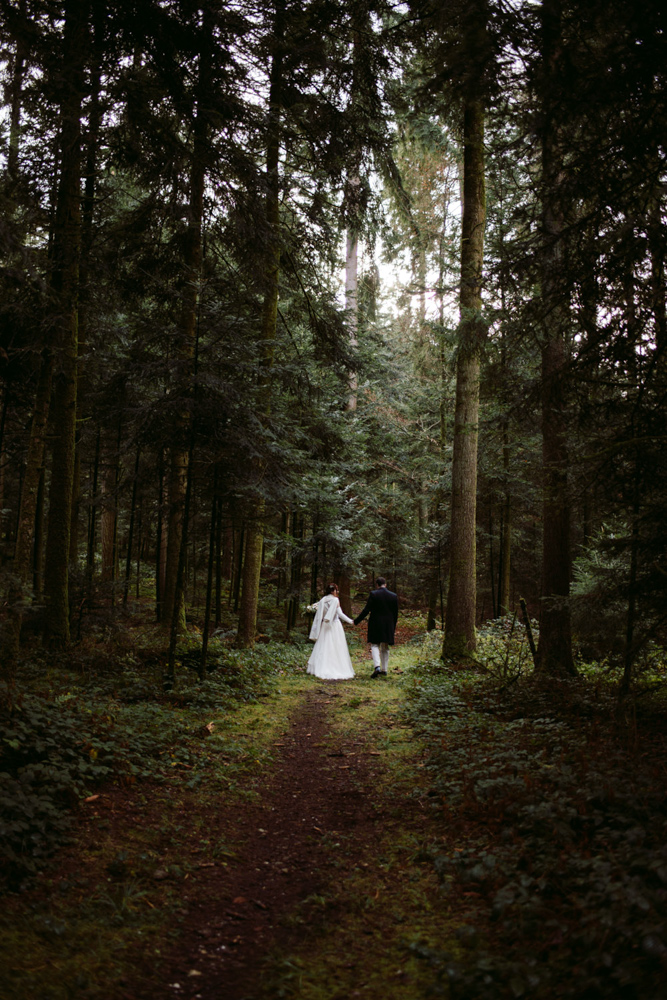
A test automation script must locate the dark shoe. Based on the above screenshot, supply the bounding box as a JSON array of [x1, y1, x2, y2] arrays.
[[370, 667, 382, 679]]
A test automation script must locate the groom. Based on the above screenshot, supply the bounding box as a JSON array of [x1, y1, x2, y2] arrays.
[[354, 577, 399, 678]]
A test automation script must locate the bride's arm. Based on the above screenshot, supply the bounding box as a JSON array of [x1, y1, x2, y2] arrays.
[[336, 604, 354, 625]]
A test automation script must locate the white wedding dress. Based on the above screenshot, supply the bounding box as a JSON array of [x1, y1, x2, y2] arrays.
[[307, 595, 355, 680]]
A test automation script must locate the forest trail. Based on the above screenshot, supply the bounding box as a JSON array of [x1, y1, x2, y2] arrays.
[[123, 670, 451, 1000]]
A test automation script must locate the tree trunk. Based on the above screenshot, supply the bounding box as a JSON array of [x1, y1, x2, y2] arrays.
[[7, 0, 26, 181], [345, 227, 359, 412], [499, 421, 512, 615], [33, 466, 46, 599], [70, 3, 104, 571], [100, 421, 120, 592], [155, 449, 165, 618], [214, 497, 223, 626], [0, 352, 52, 676], [161, 3, 211, 629], [535, 0, 576, 677], [86, 425, 100, 598], [647, 175, 666, 354], [443, 88, 486, 659], [200, 468, 219, 679], [122, 444, 141, 606], [236, 1, 284, 648], [43, 0, 88, 647]]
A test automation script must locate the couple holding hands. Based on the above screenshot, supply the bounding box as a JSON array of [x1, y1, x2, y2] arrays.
[[307, 578, 399, 681]]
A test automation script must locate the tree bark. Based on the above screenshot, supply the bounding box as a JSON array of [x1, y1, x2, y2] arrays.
[[0, 353, 52, 676], [443, 88, 486, 659], [7, 0, 26, 181], [86, 425, 100, 598], [122, 444, 141, 606], [345, 227, 359, 412], [161, 3, 212, 629], [236, 0, 284, 648], [535, 0, 576, 676], [70, 1, 104, 570], [100, 420, 120, 593], [499, 421, 512, 615], [43, 0, 88, 647]]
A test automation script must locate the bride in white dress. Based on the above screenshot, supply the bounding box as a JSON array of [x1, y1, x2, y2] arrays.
[[307, 584, 355, 680]]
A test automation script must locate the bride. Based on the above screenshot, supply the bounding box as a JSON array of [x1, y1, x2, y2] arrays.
[[307, 584, 355, 680]]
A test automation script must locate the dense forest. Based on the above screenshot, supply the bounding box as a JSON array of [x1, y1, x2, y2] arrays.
[[1, 0, 666, 678], [1, 1, 667, 997]]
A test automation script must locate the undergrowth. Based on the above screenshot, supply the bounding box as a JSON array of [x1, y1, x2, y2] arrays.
[[404, 629, 667, 999], [0, 634, 308, 882]]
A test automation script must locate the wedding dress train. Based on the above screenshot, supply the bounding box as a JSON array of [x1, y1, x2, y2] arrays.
[[307, 594, 355, 680]]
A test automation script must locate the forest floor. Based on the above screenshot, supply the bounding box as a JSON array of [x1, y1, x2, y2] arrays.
[[3, 615, 667, 1000], [0, 630, 470, 1000]]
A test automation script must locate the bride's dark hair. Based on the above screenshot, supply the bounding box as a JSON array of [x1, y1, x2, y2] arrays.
[[325, 583, 339, 594]]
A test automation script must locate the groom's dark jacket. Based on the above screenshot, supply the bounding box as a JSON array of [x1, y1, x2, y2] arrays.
[[354, 587, 399, 645]]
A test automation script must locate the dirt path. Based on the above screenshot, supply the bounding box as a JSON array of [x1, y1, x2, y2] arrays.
[[129, 686, 390, 1000]]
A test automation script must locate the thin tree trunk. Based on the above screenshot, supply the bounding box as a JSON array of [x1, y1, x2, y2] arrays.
[[135, 500, 142, 600], [499, 421, 512, 615], [0, 389, 7, 564], [200, 467, 218, 679], [155, 449, 165, 619], [70, 2, 104, 571], [122, 444, 141, 606], [214, 498, 223, 626], [345, 228, 359, 412], [33, 466, 46, 599], [221, 521, 233, 580], [488, 509, 496, 618], [166, 425, 196, 687], [7, 0, 26, 181], [101, 421, 120, 592], [43, 0, 88, 647], [0, 353, 52, 676], [233, 527, 244, 613], [86, 425, 100, 598], [647, 172, 666, 354], [236, 0, 284, 648], [162, 3, 211, 628], [310, 515, 319, 604], [443, 84, 486, 659], [620, 484, 640, 698]]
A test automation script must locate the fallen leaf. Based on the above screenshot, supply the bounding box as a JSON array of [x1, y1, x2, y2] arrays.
[[253, 899, 268, 910], [187, 969, 202, 977], [84, 794, 100, 803], [233, 896, 246, 904]]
